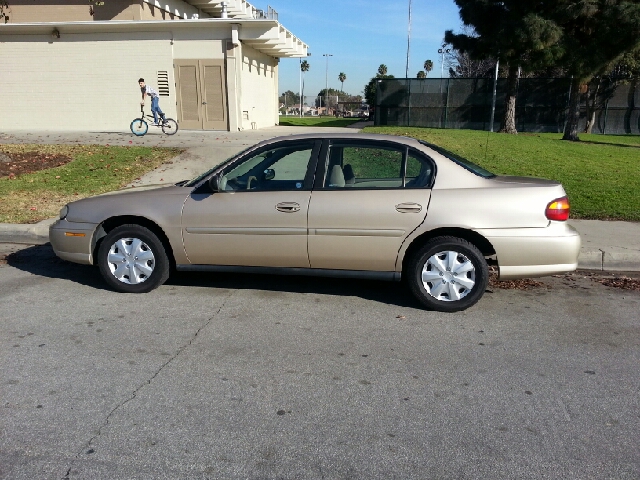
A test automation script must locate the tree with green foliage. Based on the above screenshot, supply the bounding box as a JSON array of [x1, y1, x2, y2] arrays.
[[423, 60, 434, 77], [364, 68, 395, 107], [417, 71, 426, 79], [300, 60, 310, 107], [445, 0, 563, 134], [338, 72, 346, 92], [1, 1, 9, 23], [550, 0, 640, 141], [279, 90, 300, 108]]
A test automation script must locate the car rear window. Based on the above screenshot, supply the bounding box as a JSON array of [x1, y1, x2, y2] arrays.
[[419, 141, 495, 178]]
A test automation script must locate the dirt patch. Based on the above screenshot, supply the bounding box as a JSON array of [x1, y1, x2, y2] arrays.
[[591, 274, 640, 291], [0, 150, 72, 178], [489, 276, 548, 290]]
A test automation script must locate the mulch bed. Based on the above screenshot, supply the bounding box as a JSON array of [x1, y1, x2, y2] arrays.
[[0, 151, 72, 178]]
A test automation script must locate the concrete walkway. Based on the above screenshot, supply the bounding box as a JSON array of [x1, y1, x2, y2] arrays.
[[1, 126, 639, 272]]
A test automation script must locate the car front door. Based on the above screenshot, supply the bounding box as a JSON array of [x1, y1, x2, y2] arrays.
[[181, 140, 320, 267], [307, 140, 434, 272]]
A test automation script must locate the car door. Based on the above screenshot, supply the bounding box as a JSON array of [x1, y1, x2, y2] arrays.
[[307, 139, 434, 272], [181, 140, 320, 267]]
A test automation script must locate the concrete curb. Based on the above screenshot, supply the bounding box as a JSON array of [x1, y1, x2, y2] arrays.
[[0, 218, 56, 245]]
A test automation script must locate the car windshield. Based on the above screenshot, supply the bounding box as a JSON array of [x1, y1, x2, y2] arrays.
[[184, 145, 257, 187], [419, 141, 495, 178]]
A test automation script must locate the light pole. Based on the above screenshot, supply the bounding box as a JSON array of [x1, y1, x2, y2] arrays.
[[323, 53, 332, 115], [405, 0, 412, 79], [438, 44, 451, 78], [437, 44, 451, 94]]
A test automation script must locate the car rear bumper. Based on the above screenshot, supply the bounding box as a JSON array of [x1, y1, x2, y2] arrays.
[[49, 219, 97, 265], [478, 222, 581, 280]]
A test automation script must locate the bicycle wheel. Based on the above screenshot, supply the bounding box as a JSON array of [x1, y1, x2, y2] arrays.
[[161, 118, 179, 136], [130, 118, 148, 136]]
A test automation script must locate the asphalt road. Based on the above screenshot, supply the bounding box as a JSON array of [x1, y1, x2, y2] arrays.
[[1, 244, 639, 480]]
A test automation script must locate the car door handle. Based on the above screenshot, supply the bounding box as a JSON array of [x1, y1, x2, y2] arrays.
[[395, 203, 422, 213], [276, 202, 300, 213]]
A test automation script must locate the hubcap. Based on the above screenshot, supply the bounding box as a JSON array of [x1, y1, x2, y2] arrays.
[[107, 237, 155, 285], [421, 250, 476, 302]]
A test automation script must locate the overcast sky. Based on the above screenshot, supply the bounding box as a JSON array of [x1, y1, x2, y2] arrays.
[[271, 0, 462, 99]]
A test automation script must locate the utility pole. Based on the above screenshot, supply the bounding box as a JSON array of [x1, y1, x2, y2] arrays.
[[405, 0, 412, 79], [323, 53, 333, 115]]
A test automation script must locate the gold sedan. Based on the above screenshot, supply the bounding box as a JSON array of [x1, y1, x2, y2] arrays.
[[50, 133, 580, 312]]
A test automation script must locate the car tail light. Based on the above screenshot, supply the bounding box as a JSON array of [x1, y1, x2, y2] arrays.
[[546, 196, 570, 221]]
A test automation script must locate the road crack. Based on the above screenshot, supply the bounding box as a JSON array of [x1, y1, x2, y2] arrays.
[[61, 293, 232, 479]]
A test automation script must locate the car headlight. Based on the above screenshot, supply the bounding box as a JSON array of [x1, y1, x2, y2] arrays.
[[59, 205, 69, 220]]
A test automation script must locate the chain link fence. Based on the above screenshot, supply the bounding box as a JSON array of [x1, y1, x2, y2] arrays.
[[375, 78, 639, 135], [280, 96, 370, 119]]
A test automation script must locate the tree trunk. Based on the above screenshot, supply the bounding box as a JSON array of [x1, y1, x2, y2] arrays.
[[584, 81, 600, 134], [499, 65, 519, 134], [563, 76, 582, 141]]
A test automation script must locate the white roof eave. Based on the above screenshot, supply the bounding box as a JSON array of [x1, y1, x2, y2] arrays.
[[0, 18, 309, 58]]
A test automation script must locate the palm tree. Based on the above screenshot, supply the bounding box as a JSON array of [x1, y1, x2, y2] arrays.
[[300, 60, 310, 114], [377, 64, 388, 76], [417, 71, 426, 79], [423, 60, 433, 77], [338, 72, 346, 92]]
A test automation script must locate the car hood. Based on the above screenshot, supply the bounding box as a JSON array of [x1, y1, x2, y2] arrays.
[[90, 183, 178, 197]]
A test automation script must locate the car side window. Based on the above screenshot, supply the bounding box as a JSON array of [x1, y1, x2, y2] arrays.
[[322, 143, 433, 189], [221, 143, 315, 192], [323, 145, 404, 188], [404, 151, 433, 188]]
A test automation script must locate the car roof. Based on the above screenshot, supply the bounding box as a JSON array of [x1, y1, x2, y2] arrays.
[[254, 132, 424, 149]]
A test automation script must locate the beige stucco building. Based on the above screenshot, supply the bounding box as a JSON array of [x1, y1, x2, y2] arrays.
[[0, 0, 308, 131]]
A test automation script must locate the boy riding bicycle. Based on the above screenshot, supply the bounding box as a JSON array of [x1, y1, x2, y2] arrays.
[[138, 78, 165, 125]]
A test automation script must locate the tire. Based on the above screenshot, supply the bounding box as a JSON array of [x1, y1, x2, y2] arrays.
[[161, 118, 178, 135], [406, 236, 489, 312], [130, 118, 148, 136], [97, 224, 170, 293]]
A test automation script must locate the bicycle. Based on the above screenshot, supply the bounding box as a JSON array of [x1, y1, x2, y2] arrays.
[[130, 105, 179, 136]]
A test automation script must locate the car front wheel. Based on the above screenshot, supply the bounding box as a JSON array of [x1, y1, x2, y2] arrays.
[[97, 224, 170, 293], [407, 236, 488, 312]]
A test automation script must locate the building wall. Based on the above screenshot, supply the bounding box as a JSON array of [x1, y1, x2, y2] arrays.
[[239, 44, 279, 130], [4, 0, 141, 22], [0, 23, 282, 132], [0, 31, 175, 131]]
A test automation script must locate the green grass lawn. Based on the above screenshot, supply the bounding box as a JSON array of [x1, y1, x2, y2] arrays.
[[279, 116, 363, 127], [365, 127, 640, 221], [0, 144, 182, 224]]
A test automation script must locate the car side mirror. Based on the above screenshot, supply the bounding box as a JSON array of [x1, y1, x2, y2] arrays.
[[263, 169, 275, 181], [208, 174, 227, 192]]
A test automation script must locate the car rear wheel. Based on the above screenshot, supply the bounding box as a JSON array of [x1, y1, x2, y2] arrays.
[[407, 236, 488, 312], [97, 224, 170, 293]]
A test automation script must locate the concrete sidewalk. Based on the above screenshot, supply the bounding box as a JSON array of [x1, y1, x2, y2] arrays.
[[1, 126, 639, 272]]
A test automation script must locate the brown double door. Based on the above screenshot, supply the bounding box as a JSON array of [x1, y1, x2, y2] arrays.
[[175, 59, 228, 130]]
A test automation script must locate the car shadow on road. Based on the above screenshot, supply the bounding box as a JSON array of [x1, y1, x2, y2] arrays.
[[6, 244, 422, 308], [167, 271, 422, 309], [5, 244, 109, 291]]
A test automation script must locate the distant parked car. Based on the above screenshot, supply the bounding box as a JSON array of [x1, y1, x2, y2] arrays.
[[50, 133, 580, 312]]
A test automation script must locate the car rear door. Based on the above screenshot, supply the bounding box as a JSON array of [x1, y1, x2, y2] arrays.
[[307, 139, 433, 272]]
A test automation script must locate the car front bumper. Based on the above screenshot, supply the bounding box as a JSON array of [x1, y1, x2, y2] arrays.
[[49, 218, 98, 265]]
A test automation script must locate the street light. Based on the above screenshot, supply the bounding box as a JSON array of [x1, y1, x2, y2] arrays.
[[323, 53, 332, 115], [437, 44, 451, 78]]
